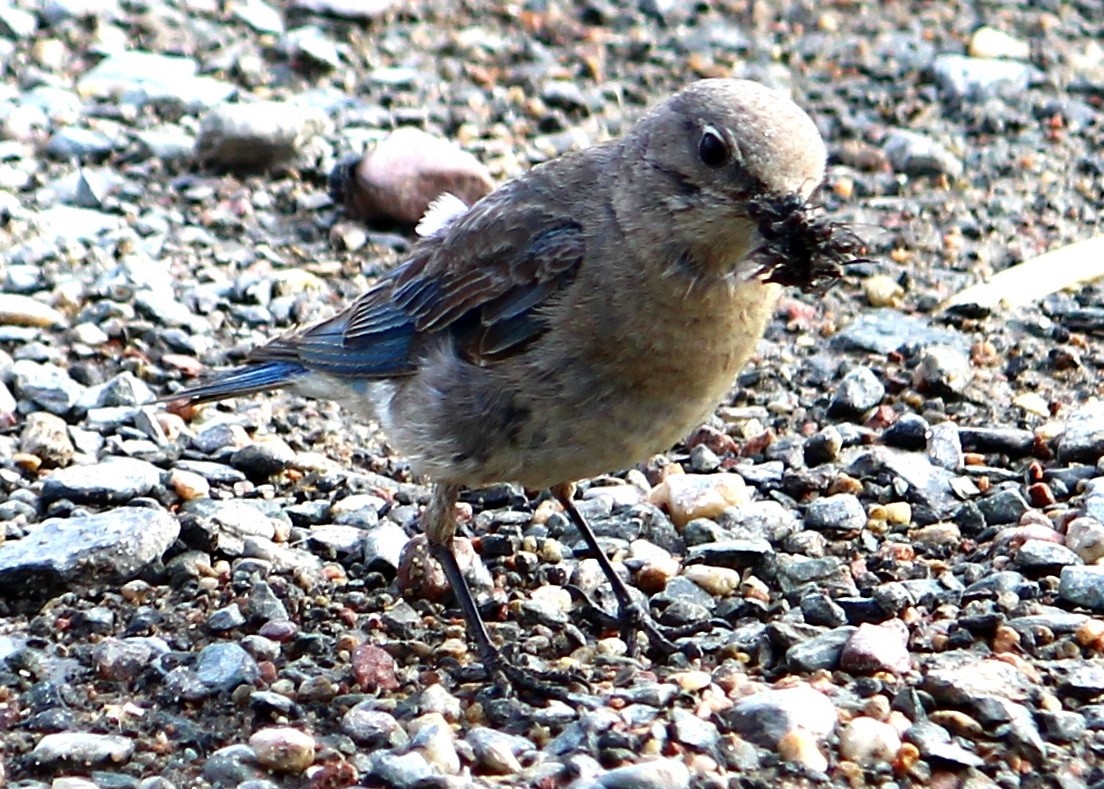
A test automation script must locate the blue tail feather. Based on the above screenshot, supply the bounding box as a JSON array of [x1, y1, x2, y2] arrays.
[[167, 360, 307, 405]]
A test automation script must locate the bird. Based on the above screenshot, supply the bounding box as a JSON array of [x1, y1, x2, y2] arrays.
[[167, 78, 862, 695]]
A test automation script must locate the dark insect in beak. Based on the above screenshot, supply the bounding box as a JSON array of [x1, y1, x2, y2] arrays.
[[746, 193, 867, 294]]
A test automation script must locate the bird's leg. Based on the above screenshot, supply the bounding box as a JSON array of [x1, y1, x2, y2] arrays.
[[551, 482, 718, 657], [423, 482, 584, 700]]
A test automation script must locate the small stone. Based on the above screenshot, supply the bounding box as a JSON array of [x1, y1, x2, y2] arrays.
[[805, 493, 866, 532], [233, 0, 284, 33], [977, 488, 1029, 526], [249, 727, 315, 773], [884, 130, 964, 179], [230, 437, 296, 479], [195, 100, 332, 170], [341, 705, 407, 748], [682, 564, 742, 596], [78, 50, 235, 110], [595, 757, 691, 789], [1014, 539, 1082, 571], [832, 309, 968, 356], [0, 507, 179, 587], [1058, 401, 1104, 463], [10, 359, 85, 415], [804, 425, 843, 466], [30, 732, 134, 766], [409, 713, 460, 775], [926, 422, 963, 470], [923, 652, 1033, 704], [786, 626, 856, 672], [1066, 517, 1104, 564], [840, 621, 911, 674], [19, 411, 74, 467], [883, 413, 930, 450], [285, 25, 341, 70], [333, 127, 494, 225], [352, 643, 400, 691], [931, 53, 1033, 100], [467, 726, 530, 774], [41, 456, 162, 504], [722, 685, 837, 748], [289, 0, 399, 18], [195, 642, 261, 691], [169, 468, 210, 500], [968, 27, 1031, 60], [828, 366, 885, 417], [367, 751, 432, 787], [0, 293, 66, 327], [913, 345, 973, 395], [1060, 565, 1104, 611], [863, 274, 904, 308], [838, 716, 902, 766], [776, 728, 828, 772], [648, 473, 751, 528]]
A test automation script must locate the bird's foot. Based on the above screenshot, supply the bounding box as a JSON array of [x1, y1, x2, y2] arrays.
[[566, 585, 726, 658], [446, 642, 592, 706]]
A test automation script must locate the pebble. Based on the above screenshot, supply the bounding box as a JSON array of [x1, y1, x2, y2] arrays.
[[785, 626, 856, 672], [285, 26, 342, 71], [722, 685, 837, 748], [914, 345, 974, 396], [592, 757, 691, 789], [904, 719, 983, 768], [233, 0, 285, 34], [926, 421, 963, 470], [290, 0, 400, 18], [409, 712, 461, 775], [805, 493, 866, 532], [0, 293, 66, 327], [19, 410, 74, 467], [931, 52, 1033, 100], [883, 129, 964, 179], [230, 437, 297, 478], [249, 727, 316, 773], [342, 705, 408, 748], [30, 732, 135, 766], [831, 309, 969, 356], [1066, 517, 1104, 563], [352, 642, 400, 691], [10, 359, 86, 415], [77, 50, 235, 110], [862, 274, 904, 308], [969, 26, 1031, 60], [168, 467, 210, 500], [1059, 565, 1104, 610], [0, 4, 36, 37], [775, 728, 828, 772], [1014, 539, 1082, 570], [682, 564, 742, 596], [195, 642, 261, 692], [827, 366, 885, 417], [41, 456, 162, 504], [840, 621, 912, 674], [976, 487, 1029, 526], [838, 715, 902, 766], [1057, 400, 1104, 463], [467, 726, 530, 774], [194, 100, 333, 170], [648, 472, 751, 528], [922, 652, 1033, 704], [0, 507, 179, 586], [333, 127, 494, 225], [367, 750, 433, 788]]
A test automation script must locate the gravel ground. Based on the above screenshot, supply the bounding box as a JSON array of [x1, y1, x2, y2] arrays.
[[2, 1, 1104, 787]]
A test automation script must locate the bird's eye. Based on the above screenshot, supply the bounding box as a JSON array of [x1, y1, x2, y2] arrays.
[[698, 126, 729, 168]]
